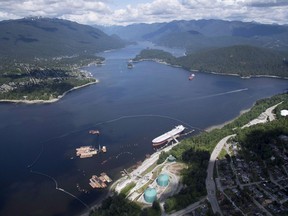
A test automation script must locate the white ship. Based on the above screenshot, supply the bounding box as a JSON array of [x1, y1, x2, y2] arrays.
[[152, 125, 185, 146]]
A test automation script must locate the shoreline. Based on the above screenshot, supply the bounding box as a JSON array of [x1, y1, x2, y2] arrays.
[[83, 140, 181, 216], [205, 107, 251, 132], [82, 95, 285, 215], [0, 80, 99, 105], [134, 59, 288, 80], [83, 105, 254, 215], [82, 105, 254, 215]]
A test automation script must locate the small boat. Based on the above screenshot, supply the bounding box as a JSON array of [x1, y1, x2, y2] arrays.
[[101, 146, 107, 153], [189, 73, 195, 80], [127, 59, 134, 69], [127, 62, 133, 69], [89, 130, 100, 135]]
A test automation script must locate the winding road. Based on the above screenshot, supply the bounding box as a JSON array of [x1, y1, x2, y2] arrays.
[[205, 134, 235, 215]]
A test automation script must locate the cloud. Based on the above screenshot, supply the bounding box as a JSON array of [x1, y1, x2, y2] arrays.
[[0, 0, 111, 20], [0, 0, 287, 25], [245, 0, 288, 7]]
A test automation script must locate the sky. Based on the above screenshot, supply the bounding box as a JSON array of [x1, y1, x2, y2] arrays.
[[0, 0, 287, 26]]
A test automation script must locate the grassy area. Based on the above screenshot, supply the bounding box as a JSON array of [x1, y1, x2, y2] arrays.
[[120, 182, 136, 196], [140, 161, 158, 176], [218, 148, 228, 160], [152, 165, 164, 179], [136, 180, 153, 194]]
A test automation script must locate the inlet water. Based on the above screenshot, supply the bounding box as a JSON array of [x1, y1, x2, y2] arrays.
[[0, 42, 287, 216]]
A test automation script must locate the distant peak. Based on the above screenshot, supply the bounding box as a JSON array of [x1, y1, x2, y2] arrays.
[[24, 16, 44, 20]]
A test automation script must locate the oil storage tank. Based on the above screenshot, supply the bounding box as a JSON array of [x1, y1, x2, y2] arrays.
[[144, 187, 157, 203], [157, 173, 169, 187]]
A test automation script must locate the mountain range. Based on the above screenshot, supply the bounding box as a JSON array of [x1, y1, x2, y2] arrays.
[[2, 17, 287, 60], [99, 19, 288, 53], [0, 17, 126, 60]]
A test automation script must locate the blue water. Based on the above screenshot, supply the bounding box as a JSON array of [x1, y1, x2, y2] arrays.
[[0, 42, 287, 216]]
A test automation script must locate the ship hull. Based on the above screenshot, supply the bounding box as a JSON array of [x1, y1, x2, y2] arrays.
[[152, 125, 185, 146], [152, 139, 169, 147]]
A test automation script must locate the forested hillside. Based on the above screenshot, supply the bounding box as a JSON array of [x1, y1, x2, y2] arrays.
[[0, 17, 126, 101], [0, 17, 126, 59], [134, 46, 288, 78], [178, 45, 288, 77]]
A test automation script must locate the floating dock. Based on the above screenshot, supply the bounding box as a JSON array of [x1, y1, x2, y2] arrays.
[[75, 129, 107, 158], [89, 173, 112, 189], [76, 146, 97, 158], [100, 172, 112, 182]]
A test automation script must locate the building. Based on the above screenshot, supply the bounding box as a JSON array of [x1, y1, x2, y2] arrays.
[[281, 110, 288, 117]]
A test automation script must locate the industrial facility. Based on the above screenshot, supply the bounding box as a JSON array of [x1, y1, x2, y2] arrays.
[[142, 173, 170, 204], [157, 173, 169, 187], [144, 187, 157, 203], [115, 144, 182, 206]]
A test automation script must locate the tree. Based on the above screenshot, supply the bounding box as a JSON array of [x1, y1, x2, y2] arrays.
[[152, 201, 161, 212]]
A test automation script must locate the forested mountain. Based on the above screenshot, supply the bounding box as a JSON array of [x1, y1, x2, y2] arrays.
[[0, 17, 127, 101], [177, 45, 288, 77], [100, 19, 288, 53], [0, 17, 126, 59]]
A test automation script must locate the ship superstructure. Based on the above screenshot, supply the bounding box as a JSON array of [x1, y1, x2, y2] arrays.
[[152, 125, 185, 146]]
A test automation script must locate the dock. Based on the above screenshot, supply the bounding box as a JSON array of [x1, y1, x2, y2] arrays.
[[89, 175, 107, 188], [76, 146, 97, 158], [89, 173, 112, 189], [75, 129, 107, 159], [100, 172, 112, 182]]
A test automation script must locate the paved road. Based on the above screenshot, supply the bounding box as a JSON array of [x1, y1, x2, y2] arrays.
[[265, 102, 282, 121], [206, 134, 235, 215], [167, 197, 207, 216]]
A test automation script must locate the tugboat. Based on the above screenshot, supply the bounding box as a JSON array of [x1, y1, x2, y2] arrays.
[[89, 130, 100, 135], [127, 59, 133, 69], [127, 62, 133, 69], [189, 73, 195, 80], [101, 146, 107, 153]]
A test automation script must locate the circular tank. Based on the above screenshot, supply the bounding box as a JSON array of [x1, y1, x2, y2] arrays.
[[144, 187, 157, 203], [157, 173, 169, 187], [168, 155, 176, 162]]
